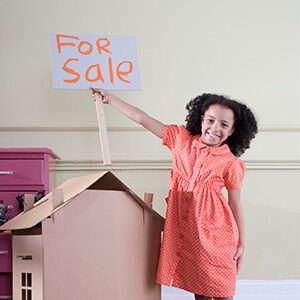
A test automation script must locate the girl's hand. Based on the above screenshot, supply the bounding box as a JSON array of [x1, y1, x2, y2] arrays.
[[91, 87, 164, 139], [91, 88, 112, 104], [234, 244, 244, 273]]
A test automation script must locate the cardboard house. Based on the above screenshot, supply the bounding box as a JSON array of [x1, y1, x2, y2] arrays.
[[0, 172, 164, 300]]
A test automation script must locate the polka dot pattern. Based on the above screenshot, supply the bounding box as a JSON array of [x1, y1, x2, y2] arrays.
[[156, 125, 245, 298]]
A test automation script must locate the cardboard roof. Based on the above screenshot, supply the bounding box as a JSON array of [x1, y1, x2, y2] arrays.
[[0, 171, 164, 231]]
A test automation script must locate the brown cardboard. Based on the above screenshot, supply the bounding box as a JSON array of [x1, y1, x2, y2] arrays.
[[23, 194, 35, 212], [13, 235, 43, 299], [0, 171, 164, 231], [0, 172, 164, 300], [144, 192, 153, 208], [51, 188, 64, 210]]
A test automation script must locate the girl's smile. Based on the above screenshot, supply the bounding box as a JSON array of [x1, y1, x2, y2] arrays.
[[201, 104, 235, 147]]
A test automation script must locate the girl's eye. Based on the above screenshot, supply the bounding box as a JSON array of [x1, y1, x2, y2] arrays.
[[222, 123, 228, 128], [207, 119, 214, 123]]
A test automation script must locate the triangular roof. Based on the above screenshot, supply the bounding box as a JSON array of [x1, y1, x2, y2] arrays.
[[0, 171, 164, 231]]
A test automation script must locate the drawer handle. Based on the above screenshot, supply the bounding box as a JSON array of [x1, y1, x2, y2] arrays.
[[16, 255, 32, 260], [0, 171, 13, 175]]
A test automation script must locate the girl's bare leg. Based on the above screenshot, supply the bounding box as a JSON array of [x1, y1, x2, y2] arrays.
[[194, 294, 213, 300]]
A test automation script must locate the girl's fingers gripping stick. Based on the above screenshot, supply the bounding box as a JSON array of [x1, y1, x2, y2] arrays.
[[91, 88, 110, 103]]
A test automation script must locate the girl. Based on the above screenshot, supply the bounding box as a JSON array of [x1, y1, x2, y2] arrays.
[[92, 89, 258, 300]]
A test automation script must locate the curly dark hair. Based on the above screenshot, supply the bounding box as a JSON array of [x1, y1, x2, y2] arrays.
[[185, 93, 258, 157]]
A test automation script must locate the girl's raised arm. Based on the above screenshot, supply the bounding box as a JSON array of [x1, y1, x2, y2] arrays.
[[92, 88, 165, 139]]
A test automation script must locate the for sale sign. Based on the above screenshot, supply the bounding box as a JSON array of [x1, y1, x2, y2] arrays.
[[50, 33, 141, 90]]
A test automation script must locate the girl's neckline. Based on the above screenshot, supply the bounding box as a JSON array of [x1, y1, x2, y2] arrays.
[[192, 137, 231, 156]]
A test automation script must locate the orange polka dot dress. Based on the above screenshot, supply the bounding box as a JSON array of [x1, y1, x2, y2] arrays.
[[156, 125, 245, 298]]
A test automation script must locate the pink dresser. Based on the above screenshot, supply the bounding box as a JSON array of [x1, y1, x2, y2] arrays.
[[0, 148, 59, 300]]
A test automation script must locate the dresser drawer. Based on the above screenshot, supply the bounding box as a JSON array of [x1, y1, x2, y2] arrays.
[[0, 233, 12, 273], [0, 273, 12, 299], [0, 160, 43, 186]]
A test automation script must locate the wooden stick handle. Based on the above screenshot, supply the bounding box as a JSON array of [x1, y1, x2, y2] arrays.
[[94, 93, 111, 165]]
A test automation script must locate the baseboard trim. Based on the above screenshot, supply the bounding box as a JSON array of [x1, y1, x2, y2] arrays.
[[162, 280, 300, 300]]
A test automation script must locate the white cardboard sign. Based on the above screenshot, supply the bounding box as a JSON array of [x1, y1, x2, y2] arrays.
[[50, 33, 141, 90]]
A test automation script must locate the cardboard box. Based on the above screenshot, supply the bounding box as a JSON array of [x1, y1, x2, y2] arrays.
[[0, 172, 164, 300]]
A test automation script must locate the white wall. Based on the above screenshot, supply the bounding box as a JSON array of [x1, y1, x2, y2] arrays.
[[0, 0, 299, 280]]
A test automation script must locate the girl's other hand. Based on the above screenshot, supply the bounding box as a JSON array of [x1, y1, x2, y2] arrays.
[[234, 244, 244, 273], [91, 88, 111, 104]]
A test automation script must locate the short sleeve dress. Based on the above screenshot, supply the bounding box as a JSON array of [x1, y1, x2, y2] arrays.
[[156, 125, 245, 298]]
